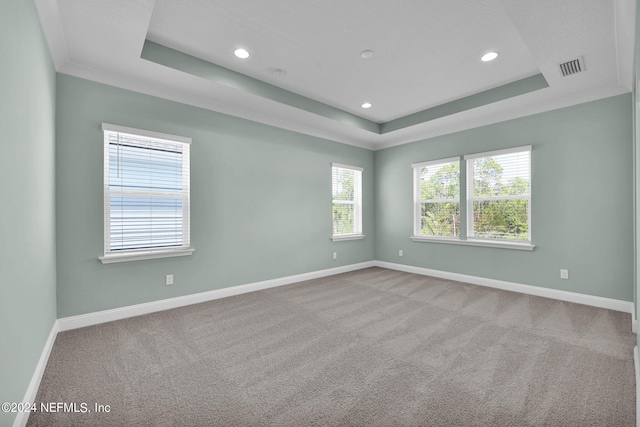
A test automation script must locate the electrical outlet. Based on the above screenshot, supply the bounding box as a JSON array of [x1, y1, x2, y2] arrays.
[[560, 269, 569, 280], [399, 250, 403, 257], [333, 252, 337, 260], [166, 274, 174, 285]]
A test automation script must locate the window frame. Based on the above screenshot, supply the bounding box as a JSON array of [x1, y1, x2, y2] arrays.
[[464, 145, 532, 246], [412, 156, 461, 239], [331, 163, 364, 241], [410, 146, 535, 251], [99, 123, 194, 264]]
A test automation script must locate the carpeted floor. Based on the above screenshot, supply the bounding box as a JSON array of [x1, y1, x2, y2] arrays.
[[28, 267, 635, 426]]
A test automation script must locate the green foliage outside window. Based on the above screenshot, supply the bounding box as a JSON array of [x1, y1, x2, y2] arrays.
[[473, 199, 528, 240], [333, 203, 355, 235], [418, 155, 529, 240], [421, 203, 460, 237], [419, 162, 460, 237], [471, 157, 529, 240]]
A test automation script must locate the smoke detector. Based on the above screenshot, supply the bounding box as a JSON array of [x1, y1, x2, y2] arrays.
[[270, 68, 287, 77]]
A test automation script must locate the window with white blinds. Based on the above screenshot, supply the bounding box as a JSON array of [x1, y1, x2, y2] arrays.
[[101, 123, 192, 262], [465, 146, 531, 242], [332, 164, 363, 239], [413, 157, 460, 238]]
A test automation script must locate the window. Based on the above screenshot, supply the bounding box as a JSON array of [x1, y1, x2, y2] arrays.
[[100, 123, 193, 263], [332, 164, 363, 240], [465, 146, 531, 242], [411, 146, 533, 250], [413, 157, 460, 238]]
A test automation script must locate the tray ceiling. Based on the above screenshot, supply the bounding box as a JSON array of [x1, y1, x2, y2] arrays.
[[35, 0, 634, 149]]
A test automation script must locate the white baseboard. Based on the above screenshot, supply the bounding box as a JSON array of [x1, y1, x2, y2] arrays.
[[57, 261, 377, 331], [13, 320, 59, 427], [375, 261, 634, 314], [58, 260, 634, 332], [633, 307, 637, 333], [635, 347, 639, 427]]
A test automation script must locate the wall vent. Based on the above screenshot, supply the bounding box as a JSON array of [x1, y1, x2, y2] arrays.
[[558, 56, 585, 77]]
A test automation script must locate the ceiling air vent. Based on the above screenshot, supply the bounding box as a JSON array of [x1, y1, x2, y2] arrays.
[[558, 56, 585, 77]]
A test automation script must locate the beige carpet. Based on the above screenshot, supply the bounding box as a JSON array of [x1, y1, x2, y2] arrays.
[[28, 267, 635, 426]]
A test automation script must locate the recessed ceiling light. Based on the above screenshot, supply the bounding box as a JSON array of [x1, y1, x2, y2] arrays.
[[361, 50, 374, 59], [234, 48, 250, 59], [481, 51, 499, 62], [361, 102, 372, 109]]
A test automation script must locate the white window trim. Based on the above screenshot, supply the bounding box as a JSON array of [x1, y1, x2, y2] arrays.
[[331, 234, 365, 241], [100, 123, 193, 264], [412, 157, 460, 238], [99, 248, 195, 264], [411, 156, 460, 169], [332, 163, 363, 239], [102, 123, 192, 144], [410, 236, 535, 250], [463, 145, 532, 160], [332, 163, 363, 172]]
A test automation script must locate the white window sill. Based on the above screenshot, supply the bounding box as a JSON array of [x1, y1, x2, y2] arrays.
[[331, 234, 365, 242], [410, 236, 535, 251], [99, 248, 195, 264]]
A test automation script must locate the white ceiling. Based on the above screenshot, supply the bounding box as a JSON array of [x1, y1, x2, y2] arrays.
[[35, 0, 634, 150]]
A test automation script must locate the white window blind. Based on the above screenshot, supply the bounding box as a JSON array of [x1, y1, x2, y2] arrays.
[[332, 164, 363, 237], [413, 157, 460, 238], [102, 124, 191, 260], [465, 146, 531, 242]]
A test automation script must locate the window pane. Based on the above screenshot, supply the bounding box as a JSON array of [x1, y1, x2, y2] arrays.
[[110, 196, 183, 250], [104, 127, 190, 256], [109, 139, 183, 192], [332, 165, 362, 236], [420, 202, 460, 237], [333, 203, 354, 235], [420, 162, 460, 200], [472, 199, 529, 240], [473, 151, 530, 197], [332, 168, 355, 201]]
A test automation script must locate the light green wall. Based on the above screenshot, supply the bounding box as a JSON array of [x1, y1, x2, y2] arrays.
[[55, 74, 375, 318], [634, 0, 640, 347], [55, 74, 634, 315], [0, 1, 57, 426], [375, 94, 633, 302]]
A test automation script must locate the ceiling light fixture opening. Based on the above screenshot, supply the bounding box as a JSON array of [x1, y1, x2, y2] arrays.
[[481, 51, 499, 62], [361, 102, 372, 109], [361, 50, 374, 59], [234, 48, 250, 59], [270, 68, 287, 77]]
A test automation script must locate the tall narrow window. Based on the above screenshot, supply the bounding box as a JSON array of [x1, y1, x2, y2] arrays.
[[100, 123, 192, 263], [413, 157, 461, 238], [465, 146, 531, 242], [332, 164, 363, 240]]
